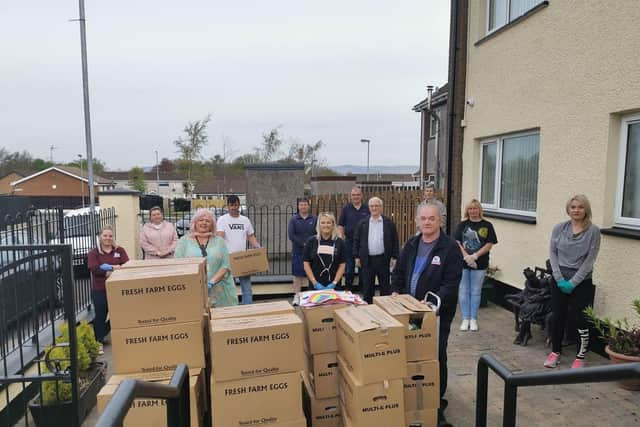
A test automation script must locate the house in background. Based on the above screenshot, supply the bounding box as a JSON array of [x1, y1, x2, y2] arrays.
[[413, 83, 449, 194], [0, 170, 30, 195], [102, 171, 189, 198], [456, 0, 640, 321], [10, 166, 114, 195]]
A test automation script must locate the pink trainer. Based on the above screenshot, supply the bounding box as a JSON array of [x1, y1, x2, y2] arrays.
[[571, 358, 585, 369], [544, 352, 560, 368]]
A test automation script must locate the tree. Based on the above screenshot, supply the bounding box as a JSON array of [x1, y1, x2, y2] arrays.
[[158, 158, 176, 173], [64, 158, 106, 176], [254, 127, 284, 162], [174, 114, 212, 184], [128, 167, 147, 193], [283, 139, 326, 174]]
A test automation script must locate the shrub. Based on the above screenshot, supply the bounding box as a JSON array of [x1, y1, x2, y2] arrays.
[[585, 299, 640, 357], [40, 321, 99, 404]]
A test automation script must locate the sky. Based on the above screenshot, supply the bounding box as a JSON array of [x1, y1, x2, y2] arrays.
[[0, 1, 450, 171]]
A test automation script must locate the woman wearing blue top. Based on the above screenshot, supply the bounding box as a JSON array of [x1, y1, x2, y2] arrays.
[[175, 209, 238, 307]]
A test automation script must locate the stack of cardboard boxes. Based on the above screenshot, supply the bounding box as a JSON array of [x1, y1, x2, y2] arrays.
[[335, 305, 407, 426], [298, 299, 349, 426], [97, 258, 210, 426], [374, 294, 439, 427], [209, 301, 306, 426]]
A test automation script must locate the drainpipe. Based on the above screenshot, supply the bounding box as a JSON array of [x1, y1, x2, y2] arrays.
[[446, 0, 460, 234]]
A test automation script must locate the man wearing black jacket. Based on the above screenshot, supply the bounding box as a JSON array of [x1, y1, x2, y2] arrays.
[[353, 197, 399, 303], [392, 202, 463, 427]]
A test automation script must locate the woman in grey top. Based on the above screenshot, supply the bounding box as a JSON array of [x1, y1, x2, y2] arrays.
[[544, 194, 601, 369]]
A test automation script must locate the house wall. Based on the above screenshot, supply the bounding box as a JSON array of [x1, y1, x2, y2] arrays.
[[462, 1, 640, 320], [12, 170, 95, 197], [0, 172, 23, 194]]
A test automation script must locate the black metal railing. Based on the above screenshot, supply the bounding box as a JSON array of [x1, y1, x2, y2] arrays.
[[476, 353, 640, 427], [95, 364, 191, 427], [1, 206, 117, 272], [0, 244, 80, 427]]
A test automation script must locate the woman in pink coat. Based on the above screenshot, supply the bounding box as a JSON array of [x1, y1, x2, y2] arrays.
[[139, 206, 178, 259]]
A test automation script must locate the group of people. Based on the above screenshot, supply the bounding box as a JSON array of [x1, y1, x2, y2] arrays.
[[86, 186, 599, 427], [87, 195, 260, 354]]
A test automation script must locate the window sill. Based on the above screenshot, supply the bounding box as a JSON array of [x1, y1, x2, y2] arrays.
[[483, 211, 536, 224], [600, 227, 640, 241], [475, 1, 549, 47]]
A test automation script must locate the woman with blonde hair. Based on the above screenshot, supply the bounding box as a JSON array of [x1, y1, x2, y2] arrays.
[[544, 194, 600, 369], [303, 212, 346, 290], [454, 199, 498, 331], [87, 225, 129, 354], [174, 209, 238, 307]]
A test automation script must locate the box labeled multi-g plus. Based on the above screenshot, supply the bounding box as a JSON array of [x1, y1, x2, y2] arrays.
[[305, 351, 340, 399], [210, 371, 304, 426], [404, 360, 440, 411], [298, 302, 349, 354], [335, 305, 406, 384], [106, 264, 206, 329], [302, 370, 342, 427], [97, 369, 204, 427], [210, 313, 304, 382], [211, 300, 293, 320], [374, 294, 437, 362], [337, 354, 404, 427], [111, 319, 205, 374]]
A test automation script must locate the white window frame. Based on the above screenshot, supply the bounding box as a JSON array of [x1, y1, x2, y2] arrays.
[[478, 130, 540, 217], [614, 113, 640, 229], [486, 0, 543, 34], [429, 115, 437, 137]]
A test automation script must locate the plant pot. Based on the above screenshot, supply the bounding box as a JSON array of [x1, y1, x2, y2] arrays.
[[28, 361, 107, 426], [605, 346, 640, 391]]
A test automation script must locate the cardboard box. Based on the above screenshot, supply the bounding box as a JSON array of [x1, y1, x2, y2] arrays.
[[210, 313, 304, 382], [121, 257, 206, 270], [404, 360, 440, 411], [305, 351, 339, 399], [97, 369, 204, 427], [120, 258, 208, 306], [106, 264, 207, 329], [337, 353, 404, 427], [298, 303, 349, 354], [272, 420, 307, 427], [335, 305, 407, 384], [211, 371, 304, 426], [405, 409, 438, 427], [302, 371, 343, 427], [111, 320, 205, 374], [228, 247, 269, 277], [211, 300, 293, 320], [374, 294, 437, 362]]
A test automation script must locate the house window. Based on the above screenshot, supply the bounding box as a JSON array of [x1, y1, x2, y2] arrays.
[[480, 131, 540, 215], [429, 115, 437, 137], [488, 0, 545, 32], [615, 114, 640, 228]]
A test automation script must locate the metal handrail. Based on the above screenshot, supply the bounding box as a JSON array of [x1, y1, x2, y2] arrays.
[[95, 364, 191, 427], [476, 353, 640, 427]]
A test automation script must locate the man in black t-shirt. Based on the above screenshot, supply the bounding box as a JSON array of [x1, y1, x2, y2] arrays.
[[338, 186, 370, 291]]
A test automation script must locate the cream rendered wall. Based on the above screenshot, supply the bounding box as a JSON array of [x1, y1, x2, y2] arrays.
[[462, 1, 640, 320]]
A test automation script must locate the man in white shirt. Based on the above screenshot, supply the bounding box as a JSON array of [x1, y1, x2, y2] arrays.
[[352, 197, 399, 303], [216, 195, 260, 304]]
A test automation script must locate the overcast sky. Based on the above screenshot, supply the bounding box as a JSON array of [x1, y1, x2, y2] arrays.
[[1, 1, 450, 170]]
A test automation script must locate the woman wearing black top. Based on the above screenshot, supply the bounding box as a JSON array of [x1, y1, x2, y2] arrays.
[[303, 212, 346, 290], [454, 199, 498, 332]]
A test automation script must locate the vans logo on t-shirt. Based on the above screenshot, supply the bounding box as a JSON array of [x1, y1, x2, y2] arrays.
[[229, 224, 245, 230], [431, 256, 441, 265]]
